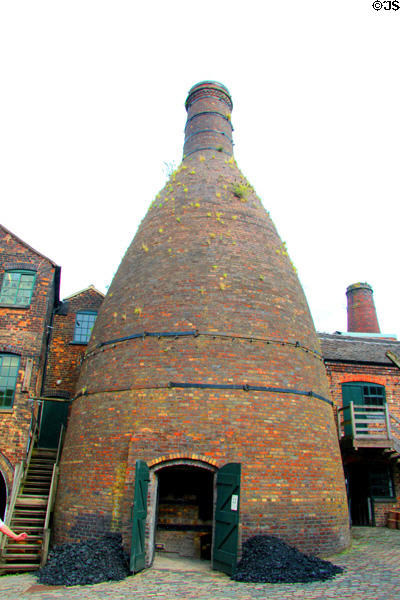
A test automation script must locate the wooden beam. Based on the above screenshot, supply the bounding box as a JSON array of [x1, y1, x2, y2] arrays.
[[386, 350, 400, 370]]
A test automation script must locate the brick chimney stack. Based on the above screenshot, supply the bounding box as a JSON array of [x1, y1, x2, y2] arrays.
[[183, 81, 233, 158], [346, 282, 380, 333]]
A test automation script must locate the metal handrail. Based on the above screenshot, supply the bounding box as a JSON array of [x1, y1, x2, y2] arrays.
[[40, 425, 65, 567]]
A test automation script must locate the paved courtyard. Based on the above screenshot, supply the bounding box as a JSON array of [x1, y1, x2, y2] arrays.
[[0, 527, 399, 599]]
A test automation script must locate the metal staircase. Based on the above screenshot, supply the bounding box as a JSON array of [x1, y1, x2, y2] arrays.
[[0, 423, 64, 574]]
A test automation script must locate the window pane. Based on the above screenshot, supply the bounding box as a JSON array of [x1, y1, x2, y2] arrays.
[[0, 270, 35, 306], [0, 354, 20, 407], [370, 466, 393, 497], [74, 312, 97, 343], [363, 384, 385, 406]]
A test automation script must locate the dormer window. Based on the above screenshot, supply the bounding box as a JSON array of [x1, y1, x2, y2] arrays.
[[73, 311, 97, 344], [0, 270, 36, 307]]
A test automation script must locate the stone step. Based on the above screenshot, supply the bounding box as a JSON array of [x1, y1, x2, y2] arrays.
[[6, 536, 43, 545], [16, 496, 48, 507], [5, 542, 42, 551], [3, 552, 40, 560], [10, 525, 44, 533], [0, 563, 39, 572], [22, 487, 51, 495], [11, 518, 45, 525], [14, 508, 46, 515]]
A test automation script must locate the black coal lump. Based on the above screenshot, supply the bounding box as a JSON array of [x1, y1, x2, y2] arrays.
[[37, 534, 130, 586], [232, 535, 344, 584]]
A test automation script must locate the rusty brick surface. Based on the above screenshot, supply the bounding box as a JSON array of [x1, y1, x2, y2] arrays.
[[346, 283, 380, 333], [54, 83, 350, 555], [44, 287, 104, 398]]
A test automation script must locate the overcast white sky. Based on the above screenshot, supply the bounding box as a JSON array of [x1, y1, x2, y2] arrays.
[[1, 1, 399, 337]]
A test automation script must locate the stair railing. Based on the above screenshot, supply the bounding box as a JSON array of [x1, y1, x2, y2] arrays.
[[0, 400, 43, 558], [40, 425, 65, 567], [388, 413, 400, 453], [0, 462, 24, 556], [389, 412, 400, 433], [22, 399, 43, 481], [338, 402, 400, 453]]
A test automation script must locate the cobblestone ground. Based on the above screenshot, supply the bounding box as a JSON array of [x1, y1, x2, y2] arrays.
[[1, 527, 400, 600]]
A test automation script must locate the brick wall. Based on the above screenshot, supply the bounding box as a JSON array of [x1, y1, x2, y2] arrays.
[[44, 287, 104, 399], [0, 226, 58, 480], [53, 157, 350, 555], [325, 359, 400, 522], [325, 360, 400, 423], [346, 283, 380, 333]]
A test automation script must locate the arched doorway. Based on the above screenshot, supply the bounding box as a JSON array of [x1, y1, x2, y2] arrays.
[[155, 464, 214, 560], [130, 459, 241, 576], [0, 471, 7, 519]]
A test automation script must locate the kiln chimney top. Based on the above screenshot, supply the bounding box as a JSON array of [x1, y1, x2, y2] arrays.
[[346, 282, 380, 334], [183, 81, 233, 158]]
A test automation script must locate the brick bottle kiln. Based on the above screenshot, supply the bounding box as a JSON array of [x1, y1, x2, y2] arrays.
[[54, 82, 350, 573]]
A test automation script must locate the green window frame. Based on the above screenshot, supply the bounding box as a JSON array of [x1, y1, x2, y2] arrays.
[[0, 354, 20, 408], [0, 270, 36, 307], [342, 382, 386, 437], [73, 310, 97, 344], [342, 382, 385, 407]]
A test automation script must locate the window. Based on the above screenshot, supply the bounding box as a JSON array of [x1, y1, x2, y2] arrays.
[[369, 464, 394, 499], [0, 354, 20, 408], [341, 382, 386, 437], [73, 311, 97, 343], [363, 385, 385, 407], [0, 270, 36, 306], [342, 382, 385, 407]]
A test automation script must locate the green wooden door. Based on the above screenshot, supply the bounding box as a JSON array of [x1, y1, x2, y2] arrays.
[[212, 462, 241, 576], [342, 383, 364, 436], [130, 460, 150, 573], [38, 400, 69, 448], [342, 383, 386, 436]]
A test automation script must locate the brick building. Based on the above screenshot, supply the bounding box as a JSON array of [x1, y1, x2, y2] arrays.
[[1, 83, 399, 576], [53, 81, 350, 574], [0, 224, 60, 518], [37, 286, 104, 449], [319, 283, 400, 528], [0, 224, 103, 572]]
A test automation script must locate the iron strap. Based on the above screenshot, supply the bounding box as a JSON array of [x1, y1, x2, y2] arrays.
[[99, 330, 198, 347], [73, 382, 332, 405], [168, 382, 333, 406]]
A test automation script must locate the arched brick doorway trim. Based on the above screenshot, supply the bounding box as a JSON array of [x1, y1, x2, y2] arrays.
[[148, 453, 219, 469]]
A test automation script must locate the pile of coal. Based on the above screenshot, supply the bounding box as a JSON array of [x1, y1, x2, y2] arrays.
[[232, 535, 344, 584], [37, 534, 130, 586]]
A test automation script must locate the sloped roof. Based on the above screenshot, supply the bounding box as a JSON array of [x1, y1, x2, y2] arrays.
[[319, 332, 400, 365], [0, 223, 59, 268], [63, 285, 105, 301]]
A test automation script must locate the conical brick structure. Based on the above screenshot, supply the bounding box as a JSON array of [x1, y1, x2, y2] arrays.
[[54, 82, 349, 561]]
